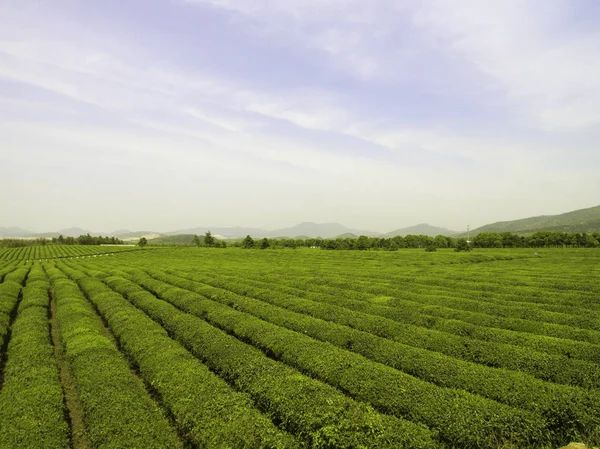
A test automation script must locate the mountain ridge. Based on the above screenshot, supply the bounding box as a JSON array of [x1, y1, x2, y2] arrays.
[[3, 204, 599, 240], [471, 205, 600, 235]]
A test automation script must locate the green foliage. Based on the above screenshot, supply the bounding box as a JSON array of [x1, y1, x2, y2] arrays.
[[0, 265, 70, 448], [128, 269, 553, 448], [61, 268, 298, 449], [242, 235, 255, 249], [2, 248, 599, 449], [0, 245, 140, 261], [160, 269, 600, 442], [47, 266, 181, 449], [138, 236, 148, 247], [121, 269, 438, 448], [192, 234, 202, 247], [455, 238, 471, 252], [204, 230, 215, 247], [0, 270, 27, 362]]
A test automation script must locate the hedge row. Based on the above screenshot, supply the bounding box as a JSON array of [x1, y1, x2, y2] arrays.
[[146, 268, 600, 443], [57, 264, 300, 449], [0, 264, 70, 448], [257, 270, 600, 362], [202, 270, 600, 363], [169, 269, 600, 388], [0, 267, 29, 361], [371, 276, 600, 319], [345, 266, 600, 309], [45, 265, 182, 449], [0, 262, 19, 282], [344, 276, 600, 332], [268, 271, 600, 344], [73, 266, 442, 449], [126, 268, 550, 449]]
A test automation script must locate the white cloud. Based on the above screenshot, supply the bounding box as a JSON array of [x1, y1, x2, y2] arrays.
[[412, 0, 600, 128], [2, 0, 599, 231]]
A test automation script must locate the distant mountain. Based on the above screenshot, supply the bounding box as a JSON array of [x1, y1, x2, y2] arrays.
[[12, 207, 595, 242], [31, 227, 93, 238], [384, 223, 458, 238], [167, 226, 267, 238], [268, 222, 381, 239], [149, 234, 196, 245], [0, 227, 34, 238], [472, 205, 600, 235], [57, 227, 93, 237], [112, 230, 162, 239], [109, 229, 132, 237]]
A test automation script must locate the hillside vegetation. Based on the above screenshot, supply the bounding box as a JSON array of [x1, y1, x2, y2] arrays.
[[473, 205, 600, 235]]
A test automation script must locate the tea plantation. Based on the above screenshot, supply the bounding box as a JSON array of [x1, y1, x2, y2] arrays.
[[0, 246, 598, 448]]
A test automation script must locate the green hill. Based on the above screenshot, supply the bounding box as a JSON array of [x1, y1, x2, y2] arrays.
[[384, 223, 457, 238], [472, 205, 600, 235]]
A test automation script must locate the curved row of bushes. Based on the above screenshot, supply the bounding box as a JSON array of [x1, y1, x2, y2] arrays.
[[0, 264, 70, 448], [342, 275, 600, 332], [168, 269, 600, 387], [372, 275, 600, 317], [143, 267, 600, 443], [0, 261, 18, 282], [285, 271, 600, 344], [55, 263, 300, 449], [205, 270, 600, 362], [228, 267, 600, 344], [71, 264, 442, 449], [124, 268, 550, 449], [244, 270, 600, 364], [0, 266, 29, 361], [45, 265, 182, 449]]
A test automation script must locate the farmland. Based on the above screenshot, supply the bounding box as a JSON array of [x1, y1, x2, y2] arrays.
[[0, 246, 599, 448]]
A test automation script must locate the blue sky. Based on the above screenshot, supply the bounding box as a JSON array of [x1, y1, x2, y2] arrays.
[[2, 0, 599, 233]]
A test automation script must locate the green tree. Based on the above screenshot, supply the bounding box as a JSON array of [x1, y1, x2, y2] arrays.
[[204, 231, 215, 247], [433, 235, 449, 248], [191, 235, 202, 247], [355, 235, 371, 250], [260, 237, 270, 249], [242, 235, 255, 249], [138, 237, 148, 248], [455, 238, 471, 252]]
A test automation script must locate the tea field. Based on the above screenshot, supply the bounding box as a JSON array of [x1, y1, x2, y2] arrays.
[[0, 246, 599, 448]]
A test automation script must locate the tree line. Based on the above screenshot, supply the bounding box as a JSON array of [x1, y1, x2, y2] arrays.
[[231, 230, 600, 250], [1, 234, 124, 248]]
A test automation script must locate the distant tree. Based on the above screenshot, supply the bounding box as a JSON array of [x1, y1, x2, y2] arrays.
[[585, 234, 599, 248], [192, 235, 202, 247], [260, 237, 270, 249], [242, 235, 255, 249], [433, 235, 449, 248], [355, 235, 371, 250], [138, 237, 148, 248], [204, 230, 215, 247], [425, 242, 437, 252], [473, 232, 502, 248], [455, 238, 471, 252]]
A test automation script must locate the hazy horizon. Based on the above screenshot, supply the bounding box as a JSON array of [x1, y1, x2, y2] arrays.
[[3, 1, 600, 232]]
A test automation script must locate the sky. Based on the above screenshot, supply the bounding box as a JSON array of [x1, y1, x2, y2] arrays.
[[2, 0, 600, 233]]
